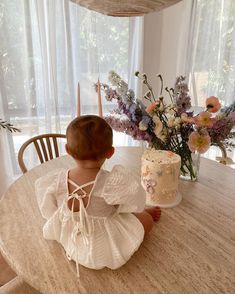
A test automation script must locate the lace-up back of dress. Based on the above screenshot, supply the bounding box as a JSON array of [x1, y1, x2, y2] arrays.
[[67, 172, 116, 218], [67, 179, 93, 212]]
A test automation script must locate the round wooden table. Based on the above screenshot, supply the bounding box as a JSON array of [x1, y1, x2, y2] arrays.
[[0, 147, 235, 294]]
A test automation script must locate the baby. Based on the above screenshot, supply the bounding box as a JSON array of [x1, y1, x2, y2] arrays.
[[35, 115, 161, 276]]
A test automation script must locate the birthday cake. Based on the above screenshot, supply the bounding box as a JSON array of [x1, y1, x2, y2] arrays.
[[141, 149, 181, 207]]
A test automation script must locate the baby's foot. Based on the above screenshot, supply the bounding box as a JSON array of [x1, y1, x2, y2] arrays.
[[145, 207, 161, 222]]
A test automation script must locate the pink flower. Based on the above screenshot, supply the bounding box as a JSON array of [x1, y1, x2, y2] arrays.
[[194, 111, 215, 128], [188, 131, 211, 154], [206, 96, 221, 113], [145, 102, 157, 113]]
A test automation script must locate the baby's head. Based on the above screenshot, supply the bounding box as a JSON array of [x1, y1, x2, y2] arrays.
[[66, 115, 114, 162]]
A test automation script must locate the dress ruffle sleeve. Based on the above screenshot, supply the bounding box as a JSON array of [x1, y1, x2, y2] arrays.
[[102, 165, 146, 213], [35, 170, 62, 220]]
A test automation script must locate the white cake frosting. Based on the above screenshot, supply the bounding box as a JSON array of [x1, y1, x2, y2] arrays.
[[141, 149, 181, 207]]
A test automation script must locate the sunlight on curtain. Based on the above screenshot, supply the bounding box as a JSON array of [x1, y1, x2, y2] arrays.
[[188, 0, 235, 107], [0, 96, 14, 197], [0, 0, 143, 183], [188, 0, 235, 164]]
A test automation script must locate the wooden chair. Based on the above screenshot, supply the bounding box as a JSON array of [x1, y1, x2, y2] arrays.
[[18, 133, 66, 173]]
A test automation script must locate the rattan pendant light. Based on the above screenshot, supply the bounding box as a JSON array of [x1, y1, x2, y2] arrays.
[[70, 0, 182, 17]]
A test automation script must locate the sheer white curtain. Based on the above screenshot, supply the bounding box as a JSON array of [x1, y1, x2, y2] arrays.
[[187, 0, 235, 164], [0, 0, 144, 196], [188, 0, 235, 107], [128, 17, 144, 96], [113, 16, 144, 147], [0, 97, 14, 197]]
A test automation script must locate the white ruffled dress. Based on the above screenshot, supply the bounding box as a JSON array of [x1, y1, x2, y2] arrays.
[[35, 165, 145, 274]]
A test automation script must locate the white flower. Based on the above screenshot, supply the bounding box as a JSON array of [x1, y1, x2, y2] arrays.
[[167, 104, 177, 115], [139, 120, 148, 131], [110, 76, 120, 86], [174, 117, 182, 126], [108, 71, 121, 86], [157, 131, 166, 142], [128, 89, 135, 99], [167, 116, 181, 128], [153, 117, 163, 135], [167, 118, 175, 128], [116, 80, 128, 96], [152, 115, 160, 124]]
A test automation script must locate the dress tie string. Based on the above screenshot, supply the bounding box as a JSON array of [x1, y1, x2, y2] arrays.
[[63, 180, 95, 277]]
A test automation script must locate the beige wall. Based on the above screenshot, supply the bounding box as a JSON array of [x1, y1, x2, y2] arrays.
[[143, 0, 192, 98], [143, 11, 162, 95]]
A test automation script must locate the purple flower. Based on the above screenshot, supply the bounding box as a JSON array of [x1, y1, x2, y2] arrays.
[[142, 115, 151, 124], [221, 101, 235, 115], [104, 88, 119, 101], [127, 103, 137, 114], [175, 93, 191, 112], [228, 111, 235, 123], [207, 116, 234, 143], [174, 76, 189, 92], [118, 100, 143, 123], [104, 114, 153, 143], [173, 76, 191, 114]]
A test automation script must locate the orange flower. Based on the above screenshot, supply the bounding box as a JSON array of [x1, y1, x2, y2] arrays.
[[206, 96, 221, 113], [194, 111, 215, 128], [188, 131, 211, 154], [145, 102, 157, 113]]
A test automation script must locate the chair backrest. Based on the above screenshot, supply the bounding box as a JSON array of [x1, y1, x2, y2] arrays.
[[18, 133, 66, 173]]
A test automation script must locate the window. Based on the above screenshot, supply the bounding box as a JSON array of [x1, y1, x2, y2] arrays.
[[0, 1, 134, 173], [189, 0, 235, 107]]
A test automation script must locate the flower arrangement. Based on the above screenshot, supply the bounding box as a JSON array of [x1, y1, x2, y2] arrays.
[[98, 71, 235, 180]]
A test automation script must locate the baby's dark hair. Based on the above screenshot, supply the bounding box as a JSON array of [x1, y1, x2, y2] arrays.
[[66, 115, 113, 160]]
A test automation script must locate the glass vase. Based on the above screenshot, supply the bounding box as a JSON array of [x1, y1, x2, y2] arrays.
[[180, 152, 200, 181]]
